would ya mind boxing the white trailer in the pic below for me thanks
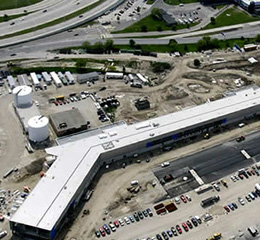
[42,72,52,85]
[7,75,16,89]
[50,72,62,87]
[136,73,148,85]
[105,72,124,80]
[65,71,75,85]
[30,72,40,87]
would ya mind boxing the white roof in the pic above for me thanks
[12,86,32,96]
[10,86,260,231]
[28,116,49,129]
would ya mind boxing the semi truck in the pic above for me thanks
[201,195,220,208]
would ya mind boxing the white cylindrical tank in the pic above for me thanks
[28,116,49,142]
[13,85,32,108]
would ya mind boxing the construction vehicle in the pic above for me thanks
[206,233,222,240]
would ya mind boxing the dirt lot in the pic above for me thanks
[1,49,260,239]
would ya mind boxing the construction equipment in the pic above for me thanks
[206,233,222,240]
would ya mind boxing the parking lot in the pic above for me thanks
[153,130,260,198]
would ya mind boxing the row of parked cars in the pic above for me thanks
[52,91,90,106]
[231,167,260,181]
[224,184,260,213]
[140,215,202,240]
[96,208,153,238]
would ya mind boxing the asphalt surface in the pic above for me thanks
[153,130,260,197]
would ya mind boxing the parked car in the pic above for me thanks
[147,208,153,217]
[238,197,245,205]
[186,194,192,201]
[182,222,189,232]
[95,230,101,238]
[99,227,106,236]
[142,209,148,217]
[228,203,235,211]
[186,220,193,229]
[236,135,245,142]
[134,212,139,221]
[224,205,230,212]
[245,195,251,202]
[161,231,169,240]
[176,225,182,234]
[166,230,173,237]
[170,227,178,236]
[156,234,163,240]
[114,220,120,227]
[191,217,198,227]
[129,215,135,223]
[138,211,144,219]
[195,215,202,224]
[118,218,124,226]
[232,202,238,209]
[180,195,187,203]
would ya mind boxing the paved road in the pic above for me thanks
[153,130,260,198]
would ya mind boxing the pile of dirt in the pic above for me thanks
[160,85,188,101]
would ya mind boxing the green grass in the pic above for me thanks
[114,14,198,33]
[204,6,260,30]
[114,37,256,53]
[0,12,29,23]
[164,0,199,5]
[0,0,106,40]
[0,0,42,10]
[147,0,156,4]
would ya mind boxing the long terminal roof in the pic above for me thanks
[10,86,260,231]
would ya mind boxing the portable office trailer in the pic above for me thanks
[42,72,52,85]
[77,72,99,84]
[136,73,148,85]
[30,72,40,87]
[58,72,68,85]
[105,72,124,80]
[17,75,30,86]
[65,71,75,85]
[50,72,62,88]
[7,75,16,89]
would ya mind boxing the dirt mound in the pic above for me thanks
[160,85,188,101]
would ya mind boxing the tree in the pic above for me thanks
[82,41,91,49]
[75,59,86,69]
[93,41,104,52]
[141,25,147,32]
[151,8,162,20]
[210,17,216,25]
[3,14,9,21]
[194,59,201,67]
[172,25,177,31]
[104,40,114,51]
[184,44,188,51]
[157,26,162,32]
[129,39,136,48]
[255,34,260,42]
[169,39,177,51]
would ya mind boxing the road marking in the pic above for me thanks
[190,169,204,185]
[241,149,251,159]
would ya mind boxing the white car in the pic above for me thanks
[174,197,180,204]
[118,218,124,226]
[0,230,7,239]
[161,161,170,167]
[124,217,130,224]
[238,197,245,205]
[186,194,192,201]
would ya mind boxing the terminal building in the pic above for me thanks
[9,86,260,240]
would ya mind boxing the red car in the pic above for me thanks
[251,169,255,175]
[99,227,106,236]
[224,205,230,213]
[114,221,119,228]
[182,222,189,232]
[180,195,187,203]
[176,225,182,234]
[186,220,193,229]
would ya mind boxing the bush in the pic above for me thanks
[151,62,171,73]
[194,59,201,67]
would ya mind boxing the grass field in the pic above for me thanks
[114,14,198,33]
[0,0,43,10]
[113,37,255,53]
[0,12,29,23]
[164,0,199,5]
[204,6,260,30]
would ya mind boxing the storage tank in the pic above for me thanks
[13,85,32,108]
[28,116,49,142]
